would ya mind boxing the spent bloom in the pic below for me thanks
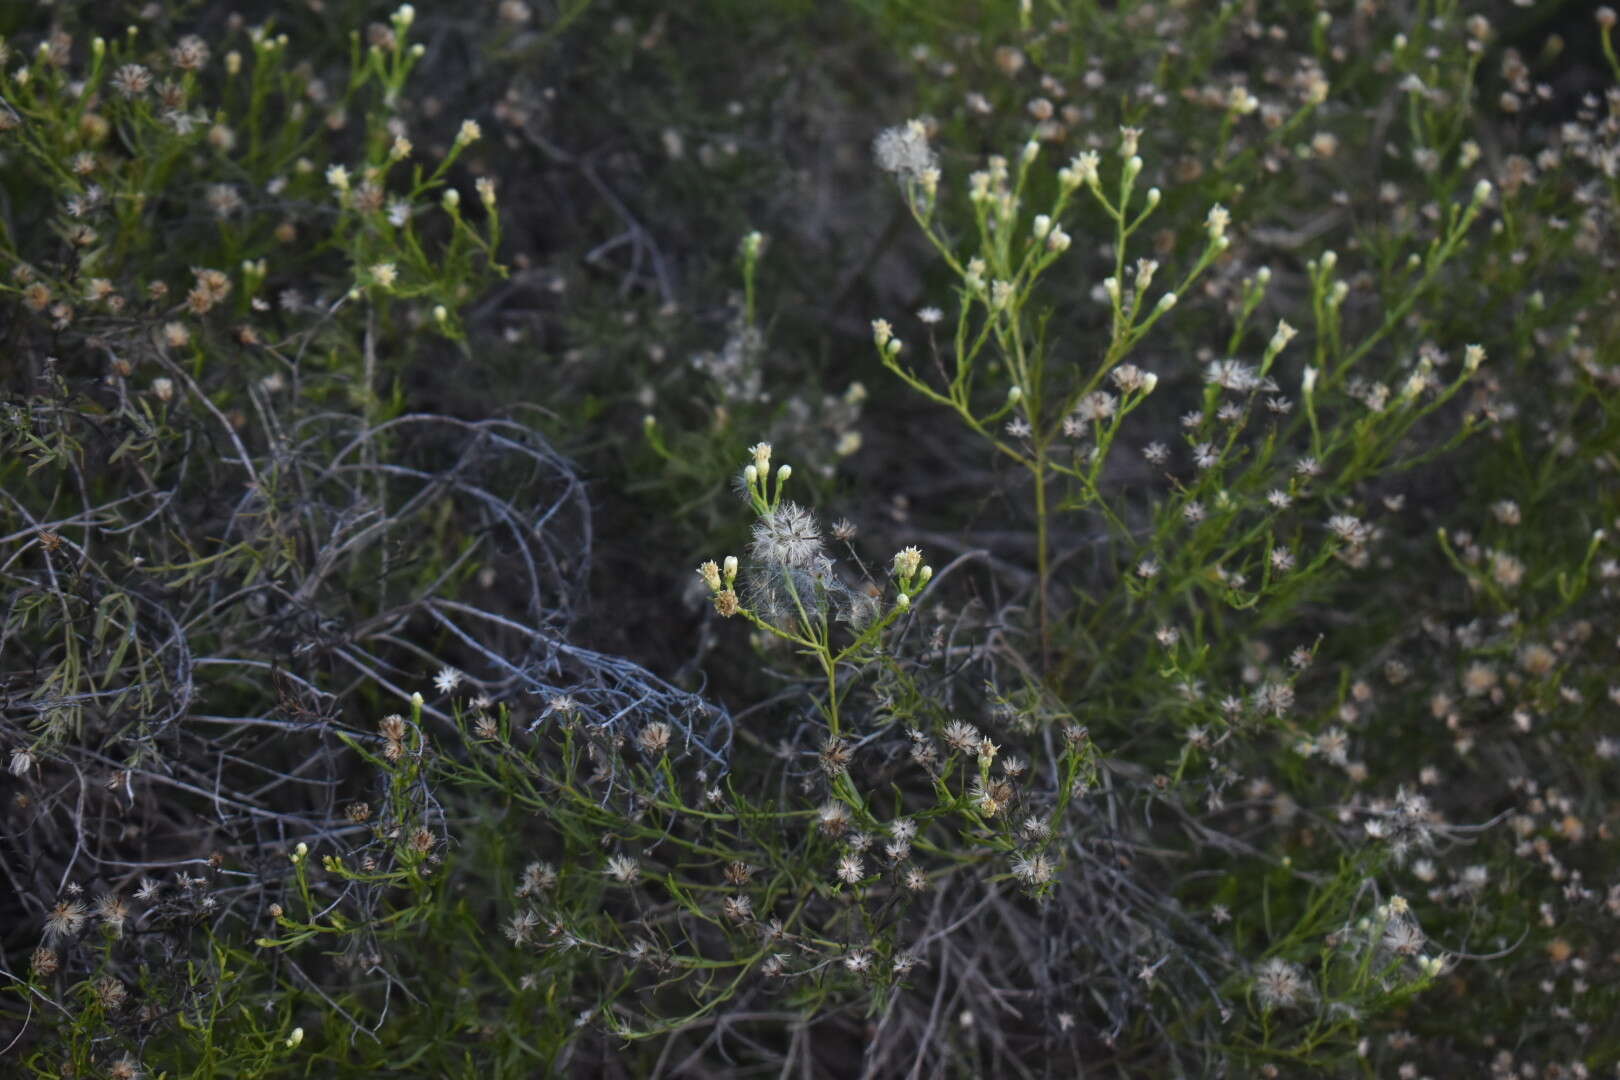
[44,899,89,941]
[750,502,826,571]
[1254,958,1310,1010]
[873,119,937,181]
[1012,852,1054,885]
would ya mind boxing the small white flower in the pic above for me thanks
[433,666,462,694]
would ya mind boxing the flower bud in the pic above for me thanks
[287,1027,305,1049]
[723,555,738,585]
[1153,292,1177,314]
[776,463,791,485]
[1268,320,1297,354]
[1032,214,1052,240]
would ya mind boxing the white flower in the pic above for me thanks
[433,666,462,694]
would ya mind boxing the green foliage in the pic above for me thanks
[4,1,1620,1077]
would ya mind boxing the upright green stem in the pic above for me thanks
[1031,449,1051,668]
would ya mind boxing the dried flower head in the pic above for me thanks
[873,119,937,181]
[44,899,88,942]
[1254,958,1309,1010]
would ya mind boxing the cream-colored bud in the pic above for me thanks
[1145,187,1161,208]
[1471,178,1493,204]
[1032,214,1052,240]
[871,319,892,348]
[1154,292,1177,314]
[723,555,738,584]
[287,1027,304,1049]
[1268,320,1297,353]
[776,463,791,485]
[1302,366,1318,394]
[750,441,772,470]
[433,304,448,322]
[1007,385,1023,404]
[744,464,758,485]
[1124,155,1143,181]
[1141,372,1159,395]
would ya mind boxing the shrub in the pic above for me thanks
[3,1,1619,1077]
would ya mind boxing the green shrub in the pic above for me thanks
[3,2,1619,1077]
